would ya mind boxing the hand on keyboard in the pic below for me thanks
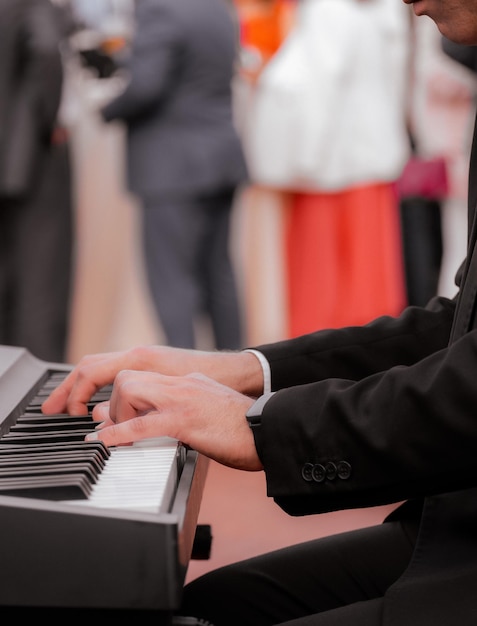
[42,346,263,417]
[86,370,263,472]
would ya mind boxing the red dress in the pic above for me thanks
[286,183,407,337]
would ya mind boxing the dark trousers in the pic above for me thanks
[179,520,418,626]
[400,197,443,307]
[0,140,73,362]
[142,188,243,350]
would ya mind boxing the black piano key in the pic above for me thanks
[0,448,104,461]
[0,475,92,500]
[27,385,112,409]
[17,414,93,423]
[0,368,114,502]
[91,389,113,402]
[44,372,69,383]
[0,451,106,474]
[9,420,96,433]
[0,461,98,482]
[0,440,110,460]
[0,429,97,445]
[26,400,96,412]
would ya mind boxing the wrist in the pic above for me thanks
[212,350,265,396]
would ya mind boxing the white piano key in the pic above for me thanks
[65,438,180,513]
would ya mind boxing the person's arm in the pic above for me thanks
[46,299,476,516]
[256,295,455,390]
[253,324,477,517]
[43,294,459,511]
[101,0,178,123]
[44,295,454,419]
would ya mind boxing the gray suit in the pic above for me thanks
[0,0,74,363]
[102,0,248,349]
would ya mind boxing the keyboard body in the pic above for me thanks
[0,345,208,614]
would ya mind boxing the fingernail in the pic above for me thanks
[86,432,98,441]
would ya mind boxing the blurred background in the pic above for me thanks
[62,0,475,364]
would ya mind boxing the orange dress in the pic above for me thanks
[286,183,407,337]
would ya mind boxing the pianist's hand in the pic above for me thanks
[86,370,263,472]
[42,345,264,417]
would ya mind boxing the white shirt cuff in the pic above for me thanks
[243,349,272,395]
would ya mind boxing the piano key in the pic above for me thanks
[17,414,92,423]
[27,386,112,409]
[1,354,181,511]
[8,419,95,432]
[0,451,106,474]
[0,474,92,499]
[65,441,179,512]
[0,460,98,481]
[0,429,97,445]
[26,400,102,412]
[0,440,110,460]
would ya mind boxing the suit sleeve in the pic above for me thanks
[101,0,179,122]
[248,296,477,516]
[255,295,455,388]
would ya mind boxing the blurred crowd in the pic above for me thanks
[1,0,476,363]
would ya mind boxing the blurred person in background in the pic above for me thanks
[69,0,131,32]
[397,12,476,308]
[68,0,134,78]
[100,0,249,350]
[244,0,411,338]
[233,0,296,345]
[0,0,75,363]
[285,0,411,336]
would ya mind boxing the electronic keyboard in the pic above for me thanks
[0,345,208,619]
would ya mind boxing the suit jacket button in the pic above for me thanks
[337,461,352,480]
[312,463,326,482]
[302,463,314,482]
[325,461,337,480]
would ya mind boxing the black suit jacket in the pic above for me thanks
[251,114,477,624]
